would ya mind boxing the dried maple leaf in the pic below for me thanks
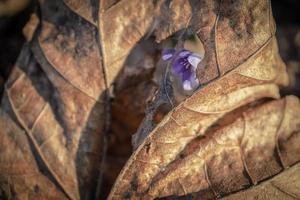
[109,0,300,199]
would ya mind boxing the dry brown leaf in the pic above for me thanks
[0,110,67,200]
[109,94,300,199]
[145,96,300,199]
[221,162,300,200]
[109,0,300,199]
[0,0,181,199]
[1,0,105,199]
[64,0,160,85]
[0,0,299,199]
[1,18,106,199]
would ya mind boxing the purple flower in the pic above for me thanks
[162,48,202,91]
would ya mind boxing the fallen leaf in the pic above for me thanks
[109,0,300,199]
[1,0,105,198]
[0,0,298,199]
[221,162,300,200]
[0,0,182,199]
[109,94,300,199]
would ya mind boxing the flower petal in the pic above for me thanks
[181,68,193,81]
[172,62,183,74]
[183,80,193,91]
[172,57,186,74]
[162,48,176,60]
[164,48,201,91]
[190,77,200,88]
[182,76,199,91]
[178,49,191,58]
[187,53,202,68]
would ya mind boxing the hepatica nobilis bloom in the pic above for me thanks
[162,48,203,91]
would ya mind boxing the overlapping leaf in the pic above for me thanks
[109,0,300,199]
[0,0,299,199]
[1,0,107,197]
[222,162,300,200]
[0,0,160,199]
[0,0,196,198]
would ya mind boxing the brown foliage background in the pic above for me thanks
[0,0,299,200]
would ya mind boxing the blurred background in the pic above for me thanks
[0,0,299,199]
[272,0,300,96]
